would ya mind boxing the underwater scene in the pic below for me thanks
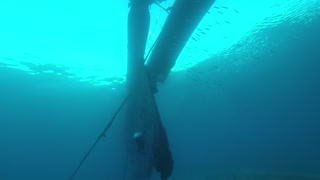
[1,0,320,179]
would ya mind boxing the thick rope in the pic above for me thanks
[69,94,130,180]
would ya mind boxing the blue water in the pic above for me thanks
[1,2,320,180]
[157,18,320,178]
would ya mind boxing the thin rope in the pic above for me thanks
[69,94,130,180]
[145,2,169,62]
[155,2,170,14]
[145,35,160,62]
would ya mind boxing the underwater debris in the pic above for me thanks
[191,37,198,41]
[224,20,231,24]
[234,43,243,47]
[4,57,15,61]
[197,28,203,32]
[252,55,261,60]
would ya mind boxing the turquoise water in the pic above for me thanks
[1,0,319,86]
[1,0,320,179]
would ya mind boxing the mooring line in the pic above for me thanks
[69,94,130,180]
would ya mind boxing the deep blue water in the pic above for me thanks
[1,11,320,180]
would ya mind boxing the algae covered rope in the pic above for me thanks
[69,94,130,180]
